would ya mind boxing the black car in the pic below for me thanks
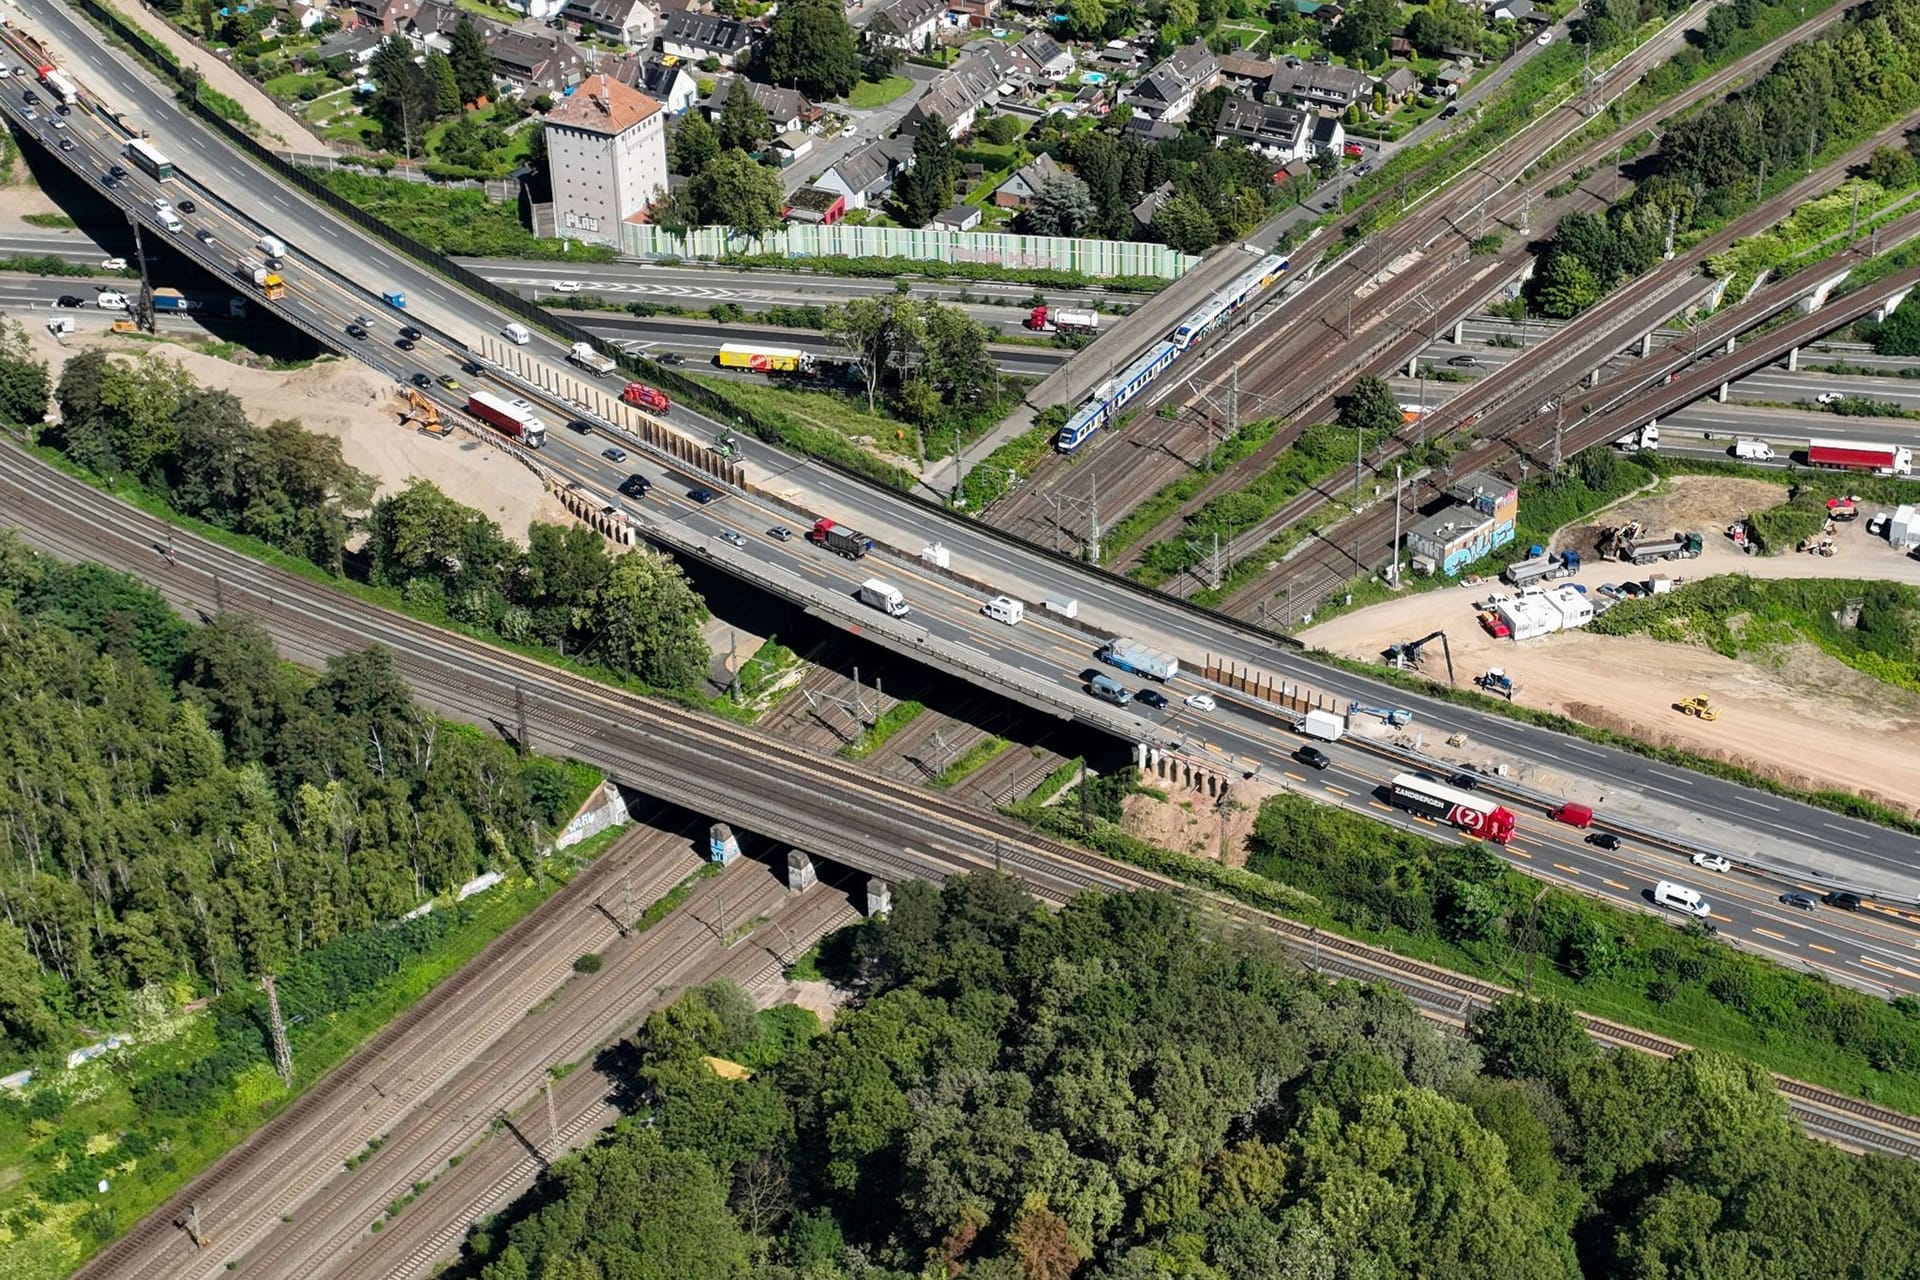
[399,325,422,341]
[345,323,368,340]
[57,295,83,308]
[618,473,651,497]
[55,103,70,116]
[411,372,433,388]
[196,229,215,244]
[688,487,718,505]
[1780,892,1818,911]
[1440,104,1460,119]
[1448,771,1479,790]
[1296,746,1332,770]
[177,198,196,213]
[108,164,127,179]
[1135,689,1170,710]
[57,137,73,152]
[1586,832,1622,851]
[395,337,416,351]
[1823,891,1863,911]
[657,352,687,365]
[22,90,37,104]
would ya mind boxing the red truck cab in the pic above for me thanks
[621,382,670,413]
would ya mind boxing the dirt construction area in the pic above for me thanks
[1301,476,1920,812]
[27,321,560,539]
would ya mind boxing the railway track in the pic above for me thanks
[1193,114,1920,610]
[12,444,1920,1280]
[985,3,1856,557]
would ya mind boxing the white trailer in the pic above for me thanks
[1545,584,1593,630]
[1294,709,1346,742]
[857,578,909,617]
[1890,504,1919,550]
[1494,594,1561,641]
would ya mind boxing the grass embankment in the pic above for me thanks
[957,405,1068,511]
[928,736,1011,788]
[847,76,914,109]
[311,171,619,262]
[1589,576,1920,693]
[1131,422,1385,588]
[1099,417,1281,561]
[0,820,624,1280]
[1242,793,1920,1112]
[685,375,919,491]
[840,700,926,760]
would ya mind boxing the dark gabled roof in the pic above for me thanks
[825,135,915,194]
[659,8,759,54]
[1271,58,1372,102]
[1014,31,1069,67]
[875,0,944,30]
[1214,95,1305,144]
[1310,113,1343,143]
[318,26,383,57]
[709,76,812,123]
[1132,41,1217,106]
[559,0,644,29]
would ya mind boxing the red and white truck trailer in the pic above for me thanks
[466,391,550,448]
[1806,439,1912,476]
[1025,305,1100,335]
[1386,772,1517,844]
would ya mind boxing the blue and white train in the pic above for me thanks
[1056,251,1290,453]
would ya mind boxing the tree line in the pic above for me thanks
[37,349,713,693]
[459,876,1920,1279]
[0,538,589,1060]
[1529,0,1920,319]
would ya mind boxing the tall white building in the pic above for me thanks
[542,73,666,249]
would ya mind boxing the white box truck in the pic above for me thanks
[1294,709,1346,742]
[857,578,909,617]
[1734,439,1775,461]
[1890,504,1919,550]
[502,322,532,345]
[983,595,1025,625]
[256,234,287,260]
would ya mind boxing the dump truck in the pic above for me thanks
[621,382,670,412]
[1025,305,1099,334]
[808,518,872,560]
[1618,531,1703,565]
[1100,638,1179,682]
[1502,550,1579,588]
[567,342,618,377]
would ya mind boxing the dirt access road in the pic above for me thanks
[1301,476,1920,813]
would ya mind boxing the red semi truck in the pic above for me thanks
[1386,772,1517,844]
[1025,305,1099,334]
[1806,439,1912,476]
[466,391,550,448]
[808,518,872,559]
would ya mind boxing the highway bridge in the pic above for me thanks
[4,0,1917,907]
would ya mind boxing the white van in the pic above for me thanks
[1734,439,1775,461]
[983,595,1025,626]
[1653,880,1711,918]
[502,322,532,345]
[157,210,183,234]
[96,290,129,311]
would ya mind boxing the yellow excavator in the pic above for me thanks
[403,388,451,437]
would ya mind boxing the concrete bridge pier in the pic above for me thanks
[1874,286,1913,323]
[786,850,817,892]
[1451,319,1465,344]
[865,878,892,917]
[1142,747,1233,800]
[1717,381,1732,403]
[709,822,741,865]
[1639,332,1654,357]
[1797,269,1853,314]
[1785,346,1799,372]
[1407,354,1420,377]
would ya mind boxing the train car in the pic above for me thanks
[1056,340,1179,452]
[1171,297,1231,351]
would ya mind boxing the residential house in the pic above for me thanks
[813,135,915,209]
[1127,42,1219,123]
[542,72,668,248]
[771,130,813,166]
[784,186,846,224]
[560,0,658,44]
[343,0,421,33]
[1122,113,1183,143]
[903,44,1015,139]
[869,0,943,50]
[404,0,469,51]
[657,8,759,66]
[945,0,998,30]
[993,151,1066,208]
[1217,54,1276,97]
[1433,64,1472,97]
[1013,31,1073,80]
[932,204,982,230]
[1310,113,1346,156]
[1213,95,1308,162]
[1376,65,1416,104]
[604,53,699,113]
[1073,83,1110,115]
[1131,179,1175,235]
[1269,57,1371,112]
[707,77,816,134]
[316,26,382,67]
[1491,0,1538,21]
[488,30,588,95]
[1091,41,1145,74]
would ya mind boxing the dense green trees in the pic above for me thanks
[50,351,371,571]
[759,0,862,101]
[464,879,1920,1279]
[0,540,586,1058]
[1031,126,1278,250]
[822,296,997,429]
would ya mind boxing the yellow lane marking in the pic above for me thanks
[1283,771,1306,782]
[1809,943,1836,954]
[1552,863,1580,876]
[1603,879,1630,890]
[1861,956,1920,980]
[1508,847,1531,859]
[1369,801,1394,812]
[1323,784,1351,797]
[1753,928,1790,943]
